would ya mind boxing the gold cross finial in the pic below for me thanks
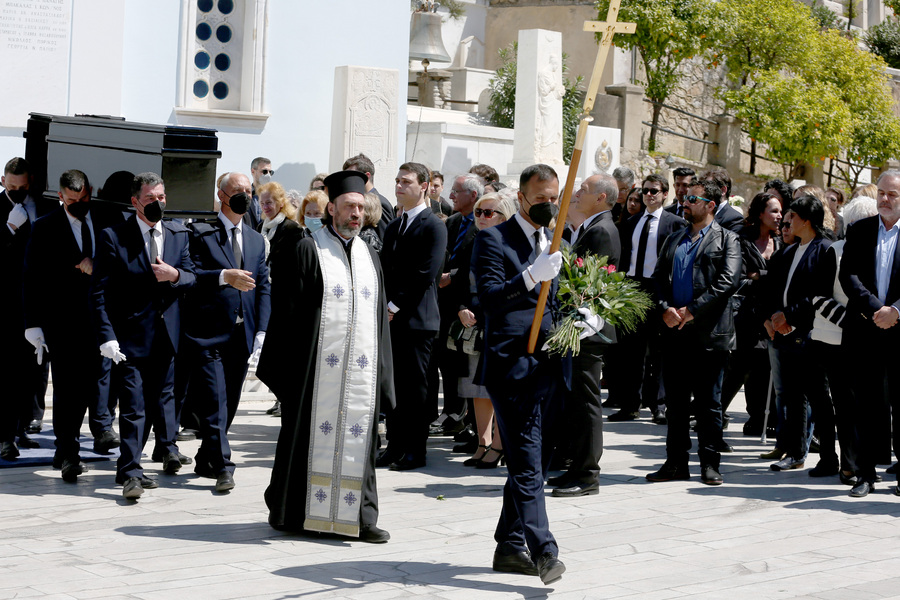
[581,0,636,114]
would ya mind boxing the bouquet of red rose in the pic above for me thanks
[545,245,653,356]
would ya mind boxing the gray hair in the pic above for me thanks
[612,166,635,187]
[878,170,900,185]
[475,192,517,221]
[843,196,878,228]
[457,172,484,198]
[286,189,303,209]
[591,174,619,206]
[132,172,164,198]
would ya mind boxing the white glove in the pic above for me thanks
[248,331,265,366]
[7,203,28,229]
[527,247,563,283]
[24,327,48,364]
[574,307,605,340]
[100,340,127,364]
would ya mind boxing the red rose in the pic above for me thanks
[575,257,584,268]
[607,264,616,273]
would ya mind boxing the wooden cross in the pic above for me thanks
[527,0,636,353]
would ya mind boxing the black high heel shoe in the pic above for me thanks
[464,445,489,467]
[476,446,505,469]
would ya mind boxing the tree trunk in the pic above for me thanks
[750,138,757,175]
[649,100,663,153]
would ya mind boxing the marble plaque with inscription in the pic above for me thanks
[0,0,71,127]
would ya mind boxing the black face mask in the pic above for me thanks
[7,188,28,204]
[142,200,165,223]
[225,192,250,215]
[526,199,559,228]
[67,201,90,221]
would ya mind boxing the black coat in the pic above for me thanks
[620,208,687,277]
[572,210,621,343]
[441,212,478,317]
[654,220,742,351]
[715,202,744,233]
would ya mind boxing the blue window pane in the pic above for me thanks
[218,0,234,15]
[213,82,229,100]
[214,53,231,71]
[194,51,211,70]
[197,0,213,12]
[216,25,232,43]
[193,80,209,99]
[196,22,212,41]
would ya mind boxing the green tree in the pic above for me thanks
[596,0,714,152]
[486,42,584,164]
[865,18,900,69]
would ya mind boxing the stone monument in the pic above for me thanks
[507,29,567,178]
[330,66,399,195]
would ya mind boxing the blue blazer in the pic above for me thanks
[183,218,271,351]
[471,218,568,393]
[91,215,196,358]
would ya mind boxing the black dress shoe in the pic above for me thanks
[266,400,280,415]
[742,421,763,436]
[452,439,479,454]
[162,452,183,474]
[26,419,42,434]
[809,462,839,477]
[16,433,40,449]
[194,462,217,478]
[700,465,723,485]
[839,471,859,486]
[0,441,20,460]
[215,471,235,493]
[93,429,121,454]
[375,447,400,468]
[152,450,192,465]
[551,482,599,497]
[601,398,620,409]
[547,473,573,487]
[61,458,84,483]
[536,552,566,585]
[358,524,391,543]
[608,410,639,422]
[849,480,873,497]
[715,441,734,453]
[646,463,690,482]
[887,463,898,475]
[122,477,144,499]
[651,409,667,425]
[390,454,426,471]
[492,549,538,576]
[453,426,477,444]
[176,428,199,442]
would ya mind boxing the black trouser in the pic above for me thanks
[556,341,605,484]
[386,327,435,458]
[849,339,900,484]
[47,341,105,460]
[0,335,45,443]
[721,344,774,428]
[609,278,662,413]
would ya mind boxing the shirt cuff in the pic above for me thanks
[523,267,537,292]
[218,270,226,286]
[388,301,400,313]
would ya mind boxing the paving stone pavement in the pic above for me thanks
[2,390,900,600]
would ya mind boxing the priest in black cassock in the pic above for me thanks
[257,170,395,543]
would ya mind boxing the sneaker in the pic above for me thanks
[771,456,804,471]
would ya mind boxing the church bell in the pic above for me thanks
[409,10,451,64]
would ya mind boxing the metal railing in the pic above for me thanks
[641,98,718,147]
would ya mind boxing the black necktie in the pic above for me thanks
[81,219,92,259]
[148,229,158,264]
[232,226,242,269]
[529,230,543,264]
[634,215,652,278]
[399,213,409,235]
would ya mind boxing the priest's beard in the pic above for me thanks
[334,219,361,239]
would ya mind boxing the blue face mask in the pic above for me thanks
[306,216,323,232]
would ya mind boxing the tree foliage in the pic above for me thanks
[865,18,900,69]
[595,0,714,151]
[486,42,584,164]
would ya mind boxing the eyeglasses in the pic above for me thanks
[474,208,500,218]
[684,195,710,204]
[642,188,662,196]
[779,222,791,229]
[261,169,275,175]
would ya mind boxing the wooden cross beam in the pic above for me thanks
[527,0,636,353]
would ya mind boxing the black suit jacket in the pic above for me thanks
[715,202,744,232]
[381,206,447,332]
[664,202,683,218]
[620,208,687,277]
[183,218,271,352]
[24,204,123,350]
[839,215,900,344]
[91,216,196,358]
[654,221,742,351]
[441,212,478,315]
[431,197,452,218]
[471,218,569,393]
[572,211,621,343]
[763,236,832,343]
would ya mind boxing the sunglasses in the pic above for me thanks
[261,169,275,175]
[684,195,710,204]
[642,188,662,196]
[780,222,791,229]
[474,208,500,218]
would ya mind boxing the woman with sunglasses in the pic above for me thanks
[720,192,783,437]
[458,191,517,468]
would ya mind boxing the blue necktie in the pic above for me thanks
[450,215,472,263]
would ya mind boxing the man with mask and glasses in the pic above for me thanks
[92,172,196,499]
[176,172,269,493]
[247,156,273,230]
[471,164,571,585]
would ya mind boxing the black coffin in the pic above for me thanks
[25,113,222,218]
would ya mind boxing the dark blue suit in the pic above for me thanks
[92,215,195,482]
[182,217,270,455]
[471,216,567,561]
[24,204,123,461]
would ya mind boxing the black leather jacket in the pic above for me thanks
[653,220,742,351]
